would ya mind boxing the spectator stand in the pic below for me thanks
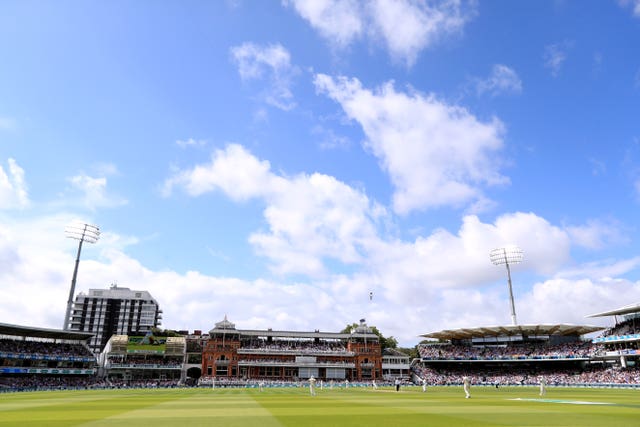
[414,323,611,387]
[100,334,186,384]
[0,322,97,391]
[588,302,640,368]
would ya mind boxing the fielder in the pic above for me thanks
[463,376,471,399]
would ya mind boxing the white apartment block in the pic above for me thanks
[68,284,162,354]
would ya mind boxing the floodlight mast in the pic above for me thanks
[489,246,523,326]
[63,221,100,330]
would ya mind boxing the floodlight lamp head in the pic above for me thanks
[489,245,523,266]
[65,221,100,244]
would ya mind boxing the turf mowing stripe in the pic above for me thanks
[510,398,616,405]
[78,389,284,427]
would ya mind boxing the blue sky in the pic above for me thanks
[1,0,640,346]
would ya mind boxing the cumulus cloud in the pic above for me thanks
[556,257,640,281]
[163,144,574,293]
[285,0,477,67]
[475,64,522,96]
[314,74,507,213]
[0,158,29,209]
[164,143,385,276]
[283,0,364,48]
[368,213,571,312]
[230,42,299,110]
[566,219,628,250]
[523,276,640,327]
[67,172,127,211]
[162,144,275,200]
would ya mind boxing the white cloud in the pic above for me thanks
[369,213,571,310]
[314,74,507,213]
[230,42,299,110]
[285,0,477,67]
[249,172,385,276]
[67,173,127,211]
[162,144,275,200]
[556,257,640,281]
[163,145,572,290]
[0,158,29,209]
[368,0,475,66]
[283,0,364,48]
[164,143,385,276]
[544,41,572,77]
[566,219,627,250]
[475,64,522,96]
[523,277,640,327]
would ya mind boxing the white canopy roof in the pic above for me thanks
[421,323,604,341]
[586,302,640,318]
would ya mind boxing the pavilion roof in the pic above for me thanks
[421,323,604,341]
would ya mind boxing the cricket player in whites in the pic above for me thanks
[539,377,547,396]
[463,376,471,399]
[309,376,317,396]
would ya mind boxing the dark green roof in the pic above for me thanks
[0,322,93,341]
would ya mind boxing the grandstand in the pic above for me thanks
[588,302,640,368]
[100,332,185,385]
[201,316,381,384]
[413,322,640,387]
[0,322,97,391]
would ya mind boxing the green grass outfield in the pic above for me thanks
[0,386,638,427]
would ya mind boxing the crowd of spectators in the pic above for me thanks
[106,379,181,388]
[418,341,594,361]
[0,339,94,359]
[0,375,107,392]
[238,340,350,355]
[0,375,185,392]
[197,376,388,388]
[413,364,640,386]
[599,318,640,337]
[235,357,353,366]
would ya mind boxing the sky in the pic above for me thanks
[1,0,640,347]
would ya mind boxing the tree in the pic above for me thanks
[397,346,419,359]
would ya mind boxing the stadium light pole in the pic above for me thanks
[63,221,100,330]
[489,245,523,326]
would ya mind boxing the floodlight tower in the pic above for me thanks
[63,221,100,330]
[489,245,523,326]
